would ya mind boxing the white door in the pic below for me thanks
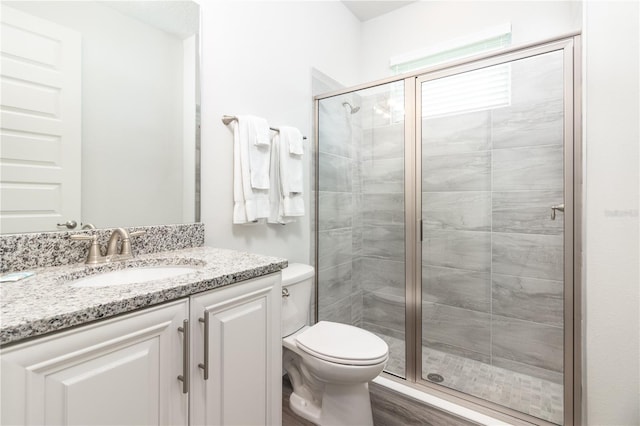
[190,274,282,426]
[0,300,189,425]
[0,6,81,233]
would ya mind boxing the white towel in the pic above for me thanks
[268,134,294,224]
[287,127,304,155]
[278,126,304,217]
[232,121,270,224]
[238,115,271,190]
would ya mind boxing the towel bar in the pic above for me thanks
[222,115,307,140]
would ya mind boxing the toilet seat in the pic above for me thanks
[295,321,388,366]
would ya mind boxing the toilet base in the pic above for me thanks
[289,382,374,426]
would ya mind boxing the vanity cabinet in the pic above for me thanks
[189,273,282,426]
[0,273,282,426]
[0,300,189,425]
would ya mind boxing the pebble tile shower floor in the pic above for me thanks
[381,334,564,425]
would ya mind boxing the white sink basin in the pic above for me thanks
[70,265,200,288]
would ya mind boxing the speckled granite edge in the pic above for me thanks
[1,247,287,346]
[0,223,204,273]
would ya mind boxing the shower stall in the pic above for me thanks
[314,35,580,425]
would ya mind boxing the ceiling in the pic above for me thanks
[342,1,416,22]
[101,1,200,39]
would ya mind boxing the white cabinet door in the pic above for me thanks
[1,300,189,426]
[190,273,282,426]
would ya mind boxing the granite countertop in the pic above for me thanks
[0,247,287,346]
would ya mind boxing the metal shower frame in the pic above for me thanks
[313,33,582,426]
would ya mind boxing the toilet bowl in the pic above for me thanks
[282,264,388,426]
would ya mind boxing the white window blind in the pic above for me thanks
[421,63,511,118]
[388,24,512,120]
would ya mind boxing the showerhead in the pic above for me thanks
[342,101,360,114]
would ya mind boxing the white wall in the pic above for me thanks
[583,1,640,424]
[360,1,582,81]
[198,2,640,423]
[198,1,361,262]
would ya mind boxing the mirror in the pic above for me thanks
[0,1,200,234]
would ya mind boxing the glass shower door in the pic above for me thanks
[419,50,568,424]
[316,81,407,378]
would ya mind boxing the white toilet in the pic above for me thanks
[282,263,389,426]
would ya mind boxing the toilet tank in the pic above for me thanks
[281,263,315,337]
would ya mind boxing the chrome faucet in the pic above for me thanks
[106,228,145,261]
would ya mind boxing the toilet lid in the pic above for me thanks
[295,321,389,366]
[282,263,315,286]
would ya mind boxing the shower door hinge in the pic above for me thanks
[419,219,423,242]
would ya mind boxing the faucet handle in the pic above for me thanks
[120,230,145,258]
[70,234,104,264]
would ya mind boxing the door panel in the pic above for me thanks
[418,50,567,424]
[0,6,81,233]
[44,340,160,425]
[316,82,407,378]
[0,301,188,426]
[190,274,281,426]
[314,38,577,426]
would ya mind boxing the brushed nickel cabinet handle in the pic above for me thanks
[198,314,209,380]
[177,319,190,394]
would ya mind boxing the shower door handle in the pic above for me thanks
[551,204,565,220]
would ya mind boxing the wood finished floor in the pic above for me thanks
[282,376,315,426]
[282,375,476,426]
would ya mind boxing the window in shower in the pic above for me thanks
[316,82,407,378]
[421,63,511,118]
[390,24,512,74]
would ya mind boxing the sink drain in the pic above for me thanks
[426,373,444,383]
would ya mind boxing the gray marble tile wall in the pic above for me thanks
[357,94,407,377]
[422,301,492,364]
[421,50,566,383]
[311,69,347,317]
[317,87,407,354]
[317,94,361,326]
[316,51,565,388]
